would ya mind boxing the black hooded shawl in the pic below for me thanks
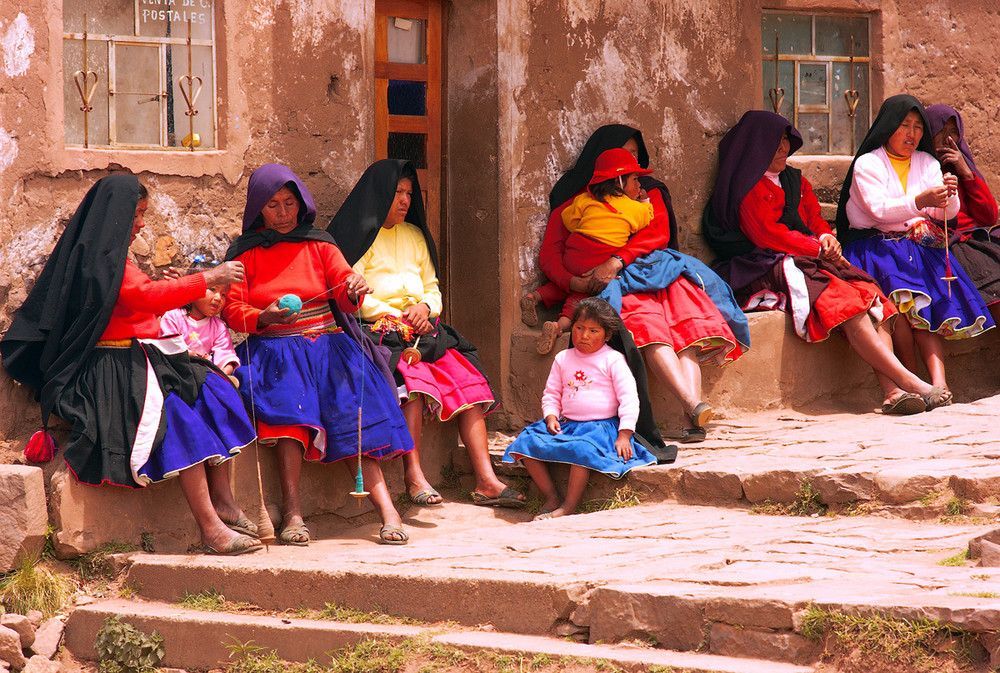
[1,175,138,424]
[225,163,396,386]
[327,160,496,410]
[702,111,816,289]
[835,95,936,245]
[548,124,679,251]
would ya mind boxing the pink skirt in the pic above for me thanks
[397,349,495,421]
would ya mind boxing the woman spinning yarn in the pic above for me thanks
[330,160,525,509]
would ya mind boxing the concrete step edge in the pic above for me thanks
[65,599,813,673]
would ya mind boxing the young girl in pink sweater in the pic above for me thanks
[503,297,656,520]
[159,264,240,382]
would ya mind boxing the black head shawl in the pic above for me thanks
[548,124,678,250]
[327,159,438,271]
[224,163,335,261]
[1,175,139,423]
[702,111,806,260]
[835,95,935,243]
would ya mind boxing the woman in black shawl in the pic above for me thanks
[703,110,943,414]
[330,160,525,508]
[1,175,261,555]
[836,95,992,402]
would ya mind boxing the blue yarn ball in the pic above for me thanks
[278,293,302,314]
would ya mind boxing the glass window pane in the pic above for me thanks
[798,113,829,154]
[815,16,868,57]
[116,44,160,94]
[387,80,426,116]
[761,59,794,118]
[388,132,426,168]
[387,17,425,64]
[139,2,214,40]
[762,14,811,56]
[831,62,869,155]
[63,38,110,146]
[169,44,215,148]
[798,63,827,107]
[116,93,161,145]
[64,0,134,35]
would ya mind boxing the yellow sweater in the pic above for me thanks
[353,222,443,322]
[562,192,654,247]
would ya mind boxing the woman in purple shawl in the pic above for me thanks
[926,104,1000,322]
[703,111,943,414]
[223,163,414,546]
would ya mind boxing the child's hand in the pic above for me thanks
[636,188,649,203]
[615,430,633,461]
[545,415,561,435]
[228,375,240,388]
[162,266,182,280]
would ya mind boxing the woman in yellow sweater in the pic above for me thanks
[329,160,526,509]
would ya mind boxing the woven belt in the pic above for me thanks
[94,339,132,348]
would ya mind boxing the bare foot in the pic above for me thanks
[534,506,572,521]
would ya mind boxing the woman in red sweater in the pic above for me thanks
[2,175,261,555]
[223,164,413,546]
[703,111,945,414]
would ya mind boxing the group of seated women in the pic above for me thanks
[527,96,996,441]
[2,94,995,553]
[1,160,527,555]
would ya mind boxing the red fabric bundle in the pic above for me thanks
[24,430,57,462]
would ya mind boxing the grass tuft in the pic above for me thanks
[937,549,971,566]
[577,485,643,513]
[0,554,75,617]
[70,541,136,583]
[751,479,826,517]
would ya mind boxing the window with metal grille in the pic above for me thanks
[63,0,217,150]
[761,11,870,155]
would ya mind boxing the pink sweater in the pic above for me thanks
[541,344,639,431]
[159,309,240,370]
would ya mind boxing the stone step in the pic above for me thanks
[114,501,1000,666]
[64,599,814,673]
[478,396,1000,518]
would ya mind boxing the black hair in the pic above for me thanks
[572,297,621,336]
[399,164,418,183]
[589,175,628,203]
[137,182,149,200]
[183,258,221,313]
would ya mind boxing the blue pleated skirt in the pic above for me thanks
[140,372,257,482]
[844,236,993,337]
[502,417,655,479]
[235,331,413,462]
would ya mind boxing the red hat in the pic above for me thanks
[588,148,653,186]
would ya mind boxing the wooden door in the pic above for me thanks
[374,0,444,274]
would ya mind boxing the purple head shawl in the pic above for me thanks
[926,104,983,182]
[702,111,803,258]
[241,163,317,232]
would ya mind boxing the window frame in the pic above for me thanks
[62,2,219,151]
[762,10,872,155]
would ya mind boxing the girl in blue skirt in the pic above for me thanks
[503,298,655,520]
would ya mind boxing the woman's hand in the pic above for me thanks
[818,234,842,262]
[204,261,245,286]
[344,273,371,304]
[257,299,298,328]
[942,172,959,197]
[402,303,434,335]
[937,137,974,180]
[162,266,182,280]
[614,430,633,461]
[585,257,624,294]
[915,183,953,210]
[545,415,561,435]
[569,274,593,294]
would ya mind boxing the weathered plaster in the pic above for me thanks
[2,13,34,78]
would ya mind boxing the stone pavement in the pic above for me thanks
[63,395,1000,671]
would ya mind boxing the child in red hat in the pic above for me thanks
[534,148,655,354]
